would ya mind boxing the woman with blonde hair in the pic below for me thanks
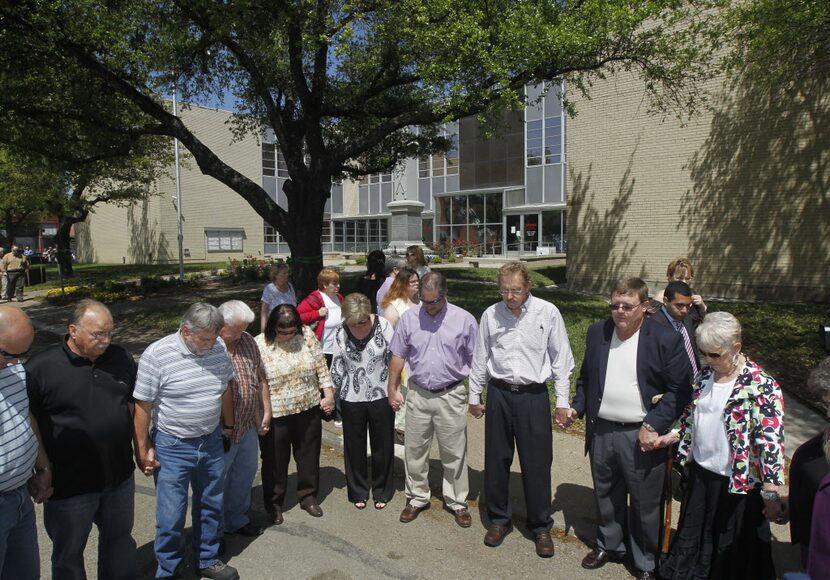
[330,293,395,510]
[405,245,430,279]
[651,258,706,318]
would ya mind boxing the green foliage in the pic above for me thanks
[355,255,366,266]
[228,257,275,283]
[431,256,443,264]
[0,0,724,292]
[724,0,830,89]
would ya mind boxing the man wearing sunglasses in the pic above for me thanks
[26,299,138,580]
[387,272,478,529]
[0,306,49,580]
[563,277,692,580]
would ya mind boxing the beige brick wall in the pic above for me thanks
[567,70,830,301]
[79,105,265,264]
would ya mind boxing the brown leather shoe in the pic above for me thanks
[399,502,428,523]
[452,507,472,528]
[535,531,555,558]
[581,548,614,569]
[300,499,324,517]
[635,572,656,580]
[483,523,512,547]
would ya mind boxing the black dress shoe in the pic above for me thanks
[581,548,615,570]
[267,507,283,525]
[226,522,264,537]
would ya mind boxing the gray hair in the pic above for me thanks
[420,272,448,297]
[218,300,255,326]
[68,299,112,327]
[180,302,225,333]
[341,293,371,326]
[384,255,405,276]
[695,311,742,352]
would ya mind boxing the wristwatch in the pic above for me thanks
[760,490,780,502]
[642,422,657,433]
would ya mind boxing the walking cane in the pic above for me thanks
[662,449,673,554]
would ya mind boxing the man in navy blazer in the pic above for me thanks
[649,280,702,376]
[560,277,692,580]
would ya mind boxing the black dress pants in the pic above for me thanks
[484,382,553,535]
[259,406,322,513]
[340,398,395,503]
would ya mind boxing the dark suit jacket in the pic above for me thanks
[571,317,693,454]
[649,306,701,368]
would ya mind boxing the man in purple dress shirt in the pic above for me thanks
[388,272,478,528]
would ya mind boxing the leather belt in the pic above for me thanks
[419,380,461,394]
[598,418,642,428]
[490,378,546,394]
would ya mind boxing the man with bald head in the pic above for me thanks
[26,298,138,580]
[0,306,50,580]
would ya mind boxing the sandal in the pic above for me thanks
[374,501,387,510]
[354,501,367,510]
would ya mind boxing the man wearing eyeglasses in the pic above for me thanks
[468,261,574,557]
[387,272,478,528]
[0,306,50,580]
[25,299,138,580]
[562,277,692,580]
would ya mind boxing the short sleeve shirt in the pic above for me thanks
[134,332,235,438]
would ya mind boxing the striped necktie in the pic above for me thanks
[673,320,700,376]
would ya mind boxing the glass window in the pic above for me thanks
[263,224,279,244]
[321,219,331,244]
[262,143,275,177]
[544,117,562,165]
[505,188,524,208]
[334,221,344,243]
[431,154,445,177]
[276,148,289,178]
[419,157,429,179]
[422,218,433,243]
[485,193,502,223]
[526,119,543,166]
[206,229,243,252]
[436,196,452,225]
[467,194,484,225]
[356,220,367,242]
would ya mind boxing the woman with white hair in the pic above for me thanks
[655,311,785,580]
[329,293,395,510]
[217,300,272,537]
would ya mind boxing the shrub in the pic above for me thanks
[355,255,366,265]
[447,254,457,263]
[432,256,443,264]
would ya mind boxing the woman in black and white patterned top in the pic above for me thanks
[330,293,395,510]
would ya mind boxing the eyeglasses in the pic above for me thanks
[0,348,29,359]
[701,351,725,359]
[276,328,297,336]
[408,280,420,286]
[499,289,525,297]
[672,276,693,283]
[608,302,644,312]
[78,327,113,340]
[420,295,445,306]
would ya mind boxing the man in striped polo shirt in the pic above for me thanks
[133,303,238,580]
[0,306,50,580]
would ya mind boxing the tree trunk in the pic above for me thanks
[281,178,327,299]
[55,216,75,277]
[3,211,15,247]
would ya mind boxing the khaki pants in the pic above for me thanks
[403,379,469,511]
[0,274,6,299]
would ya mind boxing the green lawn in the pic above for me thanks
[53,262,826,414]
[28,261,229,291]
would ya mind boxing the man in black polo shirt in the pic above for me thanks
[26,299,137,580]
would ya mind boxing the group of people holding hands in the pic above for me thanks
[0,252,825,580]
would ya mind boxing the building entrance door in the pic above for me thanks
[504,213,540,255]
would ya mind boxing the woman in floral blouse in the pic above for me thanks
[330,293,395,510]
[655,311,785,580]
[256,304,335,524]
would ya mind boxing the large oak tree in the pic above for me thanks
[0,0,722,294]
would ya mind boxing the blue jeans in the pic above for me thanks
[222,427,259,532]
[0,484,39,580]
[43,476,136,580]
[153,429,225,578]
